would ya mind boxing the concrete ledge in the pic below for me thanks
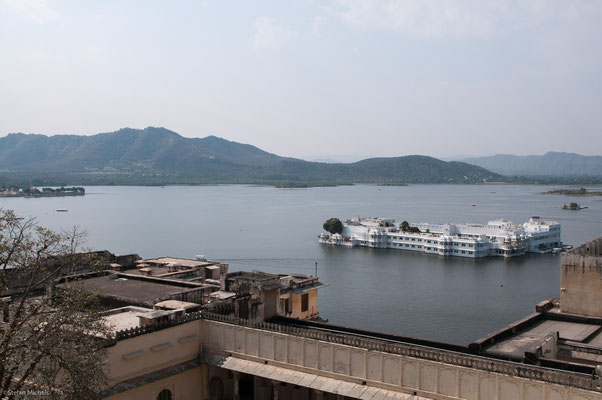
[469,312,543,353]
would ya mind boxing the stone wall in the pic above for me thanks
[202,317,602,399]
[560,236,602,317]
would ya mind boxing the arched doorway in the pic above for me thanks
[156,388,172,400]
[208,377,224,400]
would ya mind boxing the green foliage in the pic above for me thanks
[399,221,420,233]
[323,218,343,235]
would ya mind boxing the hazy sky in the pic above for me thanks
[1,1,601,160]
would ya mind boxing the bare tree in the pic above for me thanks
[0,209,110,400]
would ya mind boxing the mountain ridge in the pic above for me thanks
[458,152,602,177]
[0,127,502,186]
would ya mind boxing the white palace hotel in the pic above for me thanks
[319,216,562,258]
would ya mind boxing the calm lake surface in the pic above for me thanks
[2,184,601,344]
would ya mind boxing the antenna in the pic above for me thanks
[315,262,318,278]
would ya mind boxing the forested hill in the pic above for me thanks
[0,127,501,186]
[459,152,602,177]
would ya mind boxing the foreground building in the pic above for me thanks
[319,216,562,258]
[98,239,600,399]
[4,241,602,399]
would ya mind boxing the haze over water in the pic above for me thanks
[2,184,601,344]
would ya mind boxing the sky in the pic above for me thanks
[1,0,601,161]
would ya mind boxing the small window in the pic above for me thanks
[157,389,172,400]
[301,293,309,312]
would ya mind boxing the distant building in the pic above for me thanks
[56,255,327,323]
[320,216,562,258]
[221,270,327,322]
[278,273,327,319]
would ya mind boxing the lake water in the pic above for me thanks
[2,184,601,344]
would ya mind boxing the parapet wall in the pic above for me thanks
[560,236,602,317]
[202,315,601,399]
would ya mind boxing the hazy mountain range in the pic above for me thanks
[0,127,500,187]
[458,153,602,177]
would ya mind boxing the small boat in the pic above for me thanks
[56,209,68,212]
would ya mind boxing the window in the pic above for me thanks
[281,298,291,314]
[301,293,309,312]
[157,389,172,400]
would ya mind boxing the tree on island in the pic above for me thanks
[399,220,420,233]
[323,218,343,234]
[0,209,109,399]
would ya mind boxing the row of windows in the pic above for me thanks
[533,234,558,241]
[391,238,479,248]
[390,243,477,255]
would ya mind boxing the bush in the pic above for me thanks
[323,218,343,234]
[400,220,420,233]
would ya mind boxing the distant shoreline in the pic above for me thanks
[0,192,85,198]
[541,188,602,197]
[0,186,86,198]
[1,176,602,189]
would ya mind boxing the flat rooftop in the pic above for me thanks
[103,306,153,332]
[474,302,602,370]
[62,275,195,306]
[209,291,236,300]
[227,270,278,281]
[143,257,216,269]
[483,319,600,360]
[154,300,200,311]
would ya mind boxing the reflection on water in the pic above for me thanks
[1,184,600,344]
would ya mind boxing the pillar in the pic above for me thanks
[314,389,323,400]
[272,380,279,400]
[201,364,209,400]
[233,371,240,400]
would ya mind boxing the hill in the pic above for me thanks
[0,127,501,187]
[459,152,602,177]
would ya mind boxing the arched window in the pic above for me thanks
[156,389,172,400]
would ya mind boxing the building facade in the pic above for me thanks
[319,217,562,258]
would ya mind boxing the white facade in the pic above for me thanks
[319,216,561,258]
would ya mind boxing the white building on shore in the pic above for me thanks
[318,216,561,258]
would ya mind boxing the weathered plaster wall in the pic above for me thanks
[282,289,319,319]
[104,367,202,400]
[561,237,602,317]
[105,320,202,384]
